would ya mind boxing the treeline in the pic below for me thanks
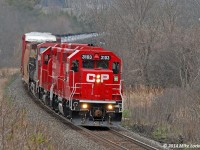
[70,0,200,143]
[71,0,200,88]
[0,0,83,68]
[5,0,40,9]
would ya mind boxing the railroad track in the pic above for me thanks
[87,128,161,150]
[24,83,162,150]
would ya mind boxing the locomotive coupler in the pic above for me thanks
[94,109,103,118]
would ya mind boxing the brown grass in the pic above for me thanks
[123,86,200,144]
[125,85,163,108]
[0,68,66,150]
[0,68,19,78]
[0,68,18,100]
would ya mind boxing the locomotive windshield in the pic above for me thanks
[82,60,94,68]
[82,60,109,69]
[96,60,108,69]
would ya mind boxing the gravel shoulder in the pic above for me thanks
[8,75,106,150]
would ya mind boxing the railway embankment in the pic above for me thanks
[3,70,166,150]
[1,69,106,150]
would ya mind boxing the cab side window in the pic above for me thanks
[71,60,79,72]
[44,54,49,65]
[112,62,120,74]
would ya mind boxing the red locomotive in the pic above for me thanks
[21,32,123,126]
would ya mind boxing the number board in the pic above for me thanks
[82,54,93,60]
[100,55,110,60]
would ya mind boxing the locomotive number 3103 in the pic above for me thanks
[100,55,110,60]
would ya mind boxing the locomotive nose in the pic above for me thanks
[81,70,113,100]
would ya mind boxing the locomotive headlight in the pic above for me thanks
[82,104,88,109]
[96,74,101,79]
[96,79,101,83]
[96,74,101,83]
[107,104,113,110]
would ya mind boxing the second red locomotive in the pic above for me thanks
[21,32,123,126]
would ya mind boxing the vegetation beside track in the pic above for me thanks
[122,86,200,144]
[0,68,65,150]
[0,0,87,68]
[72,0,200,145]
[1,0,200,146]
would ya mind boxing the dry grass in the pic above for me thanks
[0,68,19,79]
[0,68,18,100]
[0,100,57,150]
[0,68,66,150]
[123,86,200,144]
[125,85,162,108]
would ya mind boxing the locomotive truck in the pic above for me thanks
[21,32,123,126]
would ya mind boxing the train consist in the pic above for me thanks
[21,32,123,126]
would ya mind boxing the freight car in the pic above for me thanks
[21,32,123,126]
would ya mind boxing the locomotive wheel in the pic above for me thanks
[53,103,59,113]
[42,94,50,106]
[52,97,59,113]
[45,96,50,106]
[63,106,71,118]
[38,87,43,100]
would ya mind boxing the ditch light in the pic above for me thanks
[81,104,88,109]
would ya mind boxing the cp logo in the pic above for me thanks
[86,74,109,83]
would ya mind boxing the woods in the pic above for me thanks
[0,0,84,68]
[0,0,200,144]
[69,0,200,143]
[72,0,200,88]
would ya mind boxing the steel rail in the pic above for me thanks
[109,129,160,150]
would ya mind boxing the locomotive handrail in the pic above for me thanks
[42,68,75,109]
[69,70,75,109]
[105,81,124,112]
[120,80,124,111]
[105,84,120,86]
[105,83,121,93]
[41,69,49,84]
[73,82,94,94]
[69,82,95,110]
[42,69,65,78]
[71,82,94,110]
[28,63,35,67]
[105,82,123,97]
[43,69,75,107]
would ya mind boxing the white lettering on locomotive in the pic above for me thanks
[101,74,109,82]
[86,74,109,83]
[86,74,95,82]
